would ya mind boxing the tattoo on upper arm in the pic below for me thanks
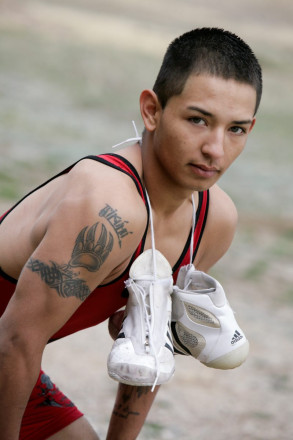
[113,386,151,419]
[99,204,133,248]
[26,221,114,301]
[27,258,91,301]
[70,222,113,271]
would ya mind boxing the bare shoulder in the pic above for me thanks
[48,158,148,260]
[195,184,238,272]
[208,184,238,227]
[65,157,147,225]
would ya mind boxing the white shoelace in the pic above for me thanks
[112,121,142,149]
[117,122,197,390]
[145,190,161,390]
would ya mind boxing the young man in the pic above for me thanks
[0,28,262,439]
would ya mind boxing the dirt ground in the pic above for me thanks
[1,0,293,439]
[42,228,293,440]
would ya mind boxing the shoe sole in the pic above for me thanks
[108,365,175,386]
[172,318,249,369]
[202,340,250,369]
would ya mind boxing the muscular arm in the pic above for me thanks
[0,168,146,438]
[0,219,114,438]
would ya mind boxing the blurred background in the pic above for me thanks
[0,1,292,439]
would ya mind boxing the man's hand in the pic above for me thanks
[108,310,125,340]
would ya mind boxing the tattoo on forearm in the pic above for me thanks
[99,204,132,248]
[26,221,113,301]
[113,386,151,419]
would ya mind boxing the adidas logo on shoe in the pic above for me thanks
[172,265,249,370]
[231,330,243,345]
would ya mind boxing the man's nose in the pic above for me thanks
[201,128,225,159]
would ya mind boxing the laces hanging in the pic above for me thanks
[135,191,196,390]
[117,123,197,390]
[189,194,197,266]
[145,190,158,280]
[144,189,161,390]
[112,121,142,149]
[113,121,196,267]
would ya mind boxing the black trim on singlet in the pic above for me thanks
[88,154,150,259]
[192,189,209,261]
[0,159,85,226]
[172,191,207,273]
[88,154,145,200]
[0,153,148,226]
[0,266,17,284]
[87,154,150,287]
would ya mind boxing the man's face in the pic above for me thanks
[151,74,256,192]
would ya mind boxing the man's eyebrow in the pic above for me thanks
[231,119,253,125]
[187,106,213,117]
[187,106,253,125]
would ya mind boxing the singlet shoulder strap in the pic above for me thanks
[88,153,149,260]
[0,153,147,226]
[89,154,147,203]
[172,190,209,277]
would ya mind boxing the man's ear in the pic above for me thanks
[140,89,161,132]
[249,118,256,132]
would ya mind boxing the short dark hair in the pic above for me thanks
[153,28,262,114]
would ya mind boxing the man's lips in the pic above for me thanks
[189,163,220,178]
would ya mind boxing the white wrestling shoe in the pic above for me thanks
[107,249,175,389]
[171,265,249,369]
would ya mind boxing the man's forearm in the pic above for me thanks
[0,358,38,439]
[0,327,42,439]
[106,383,159,440]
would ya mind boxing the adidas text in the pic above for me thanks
[231,330,243,345]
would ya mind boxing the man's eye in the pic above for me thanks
[230,126,246,135]
[189,117,206,125]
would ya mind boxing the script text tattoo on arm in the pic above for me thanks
[26,222,113,301]
[99,204,133,248]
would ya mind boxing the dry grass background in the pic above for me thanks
[0,1,293,439]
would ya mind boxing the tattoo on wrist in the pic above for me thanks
[26,221,113,301]
[113,386,151,419]
[99,204,133,248]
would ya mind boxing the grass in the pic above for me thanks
[0,170,19,200]
[284,288,293,305]
[144,422,165,438]
[0,0,292,290]
[244,259,269,281]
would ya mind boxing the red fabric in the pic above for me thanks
[20,370,83,440]
[172,190,209,281]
